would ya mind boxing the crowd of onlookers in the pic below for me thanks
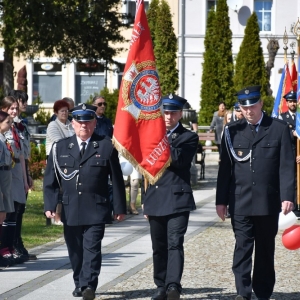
[0,92,142,267]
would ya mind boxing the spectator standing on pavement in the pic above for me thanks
[0,111,14,267]
[92,95,114,216]
[49,97,74,123]
[46,99,75,225]
[142,94,198,300]
[209,101,226,159]
[8,90,37,260]
[92,95,113,138]
[46,99,75,156]
[216,86,295,300]
[223,110,232,126]
[44,103,126,300]
[0,96,29,265]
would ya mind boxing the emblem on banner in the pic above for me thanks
[122,61,161,120]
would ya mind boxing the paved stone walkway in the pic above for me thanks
[1,163,300,300]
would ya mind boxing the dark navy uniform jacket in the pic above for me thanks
[280,111,296,151]
[43,133,126,226]
[216,115,295,216]
[94,115,113,138]
[142,122,198,216]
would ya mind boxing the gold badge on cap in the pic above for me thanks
[82,103,86,110]
[237,151,243,156]
[245,89,249,95]
[64,168,67,174]
[169,94,173,99]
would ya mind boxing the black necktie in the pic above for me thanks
[80,142,86,158]
[250,124,258,136]
[166,130,171,135]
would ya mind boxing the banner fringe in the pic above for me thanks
[112,137,171,185]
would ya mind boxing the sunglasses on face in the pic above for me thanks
[96,102,107,107]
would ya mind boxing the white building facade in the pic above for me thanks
[177,0,300,112]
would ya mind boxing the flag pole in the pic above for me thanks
[292,18,300,210]
[283,27,288,64]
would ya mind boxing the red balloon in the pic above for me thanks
[282,225,300,250]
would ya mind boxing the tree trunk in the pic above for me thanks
[3,46,14,95]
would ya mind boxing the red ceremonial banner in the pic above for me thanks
[112,0,171,184]
[279,64,293,113]
[291,61,298,92]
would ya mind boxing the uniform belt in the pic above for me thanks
[14,158,20,163]
[0,165,11,171]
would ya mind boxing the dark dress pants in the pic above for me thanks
[231,214,278,299]
[64,223,105,290]
[149,211,190,291]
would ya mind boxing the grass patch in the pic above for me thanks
[22,180,63,250]
[22,180,142,250]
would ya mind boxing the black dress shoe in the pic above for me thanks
[167,286,180,300]
[151,288,166,300]
[82,287,95,300]
[72,287,82,297]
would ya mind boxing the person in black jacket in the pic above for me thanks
[279,91,297,148]
[43,104,126,300]
[142,94,198,300]
[92,95,113,138]
[216,86,295,300]
[278,90,300,216]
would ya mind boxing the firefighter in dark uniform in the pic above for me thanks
[279,90,297,149]
[216,86,295,300]
[142,94,198,300]
[279,90,299,215]
[43,104,126,300]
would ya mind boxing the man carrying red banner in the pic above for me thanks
[112,0,171,184]
[142,94,198,300]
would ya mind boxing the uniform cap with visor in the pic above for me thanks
[233,102,241,112]
[235,86,261,107]
[71,103,97,121]
[162,94,187,111]
[283,90,297,101]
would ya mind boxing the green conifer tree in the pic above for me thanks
[233,12,273,114]
[199,8,218,125]
[146,0,159,48]
[213,0,235,107]
[154,0,179,95]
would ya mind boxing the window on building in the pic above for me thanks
[116,63,125,89]
[254,0,273,32]
[33,63,62,103]
[75,62,105,105]
[124,0,149,25]
[207,0,217,13]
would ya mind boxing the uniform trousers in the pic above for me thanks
[231,214,278,299]
[149,211,189,291]
[64,223,105,290]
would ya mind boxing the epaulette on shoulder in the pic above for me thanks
[104,136,112,142]
[56,136,71,144]
[273,117,287,125]
[227,119,239,127]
